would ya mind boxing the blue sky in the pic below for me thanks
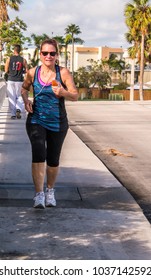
[8,0,151,49]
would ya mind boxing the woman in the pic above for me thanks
[21,39,78,209]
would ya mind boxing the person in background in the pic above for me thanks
[5,44,28,119]
[21,38,78,209]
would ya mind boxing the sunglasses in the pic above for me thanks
[41,51,57,57]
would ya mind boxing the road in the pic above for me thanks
[0,79,151,221]
[66,100,151,223]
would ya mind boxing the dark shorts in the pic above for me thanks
[26,123,68,167]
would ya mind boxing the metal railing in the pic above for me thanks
[109,93,124,101]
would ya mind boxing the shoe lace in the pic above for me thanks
[34,192,44,201]
[46,189,55,200]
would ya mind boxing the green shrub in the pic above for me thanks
[114,82,129,90]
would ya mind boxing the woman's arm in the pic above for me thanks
[52,67,79,101]
[23,58,28,74]
[21,68,36,113]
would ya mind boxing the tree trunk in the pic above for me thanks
[0,0,8,23]
[65,44,68,68]
[71,37,74,75]
[0,40,3,77]
[139,33,145,101]
[130,59,135,101]
[0,0,8,77]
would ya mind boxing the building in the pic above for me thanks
[22,45,151,84]
[22,45,124,71]
[68,45,124,72]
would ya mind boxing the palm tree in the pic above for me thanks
[0,0,7,24]
[0,0,23,75]
[125,30,140,100]
[0,0,23,25]
[64,34,84,69]
[30,33,49,67]
[53,35,65,65]
[102,54,126,81]
[64,34,72,68]
[65,24,84,74]
[124,0,151,100]
[53,36,64,52]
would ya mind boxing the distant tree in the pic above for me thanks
[144,29,151,64]
[87,59,111,90]
[0,0,23,24]
[0,0,23,51]
[0,0,8,24]
[102,54,126,83]
[0,0,23,74]
[124,0,151,100]
[52,35,66,66]
[30,33,50,67]
[53,35,64,54]
[1,17,30,56]
[124,30,140,100]
[74,59,111,99]
[64,34,72,68]
[74,66,91,88]
[114,82,129,90]
[65,24,84,74]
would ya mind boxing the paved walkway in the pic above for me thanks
[0,97,151,259]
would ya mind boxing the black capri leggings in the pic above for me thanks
[26,123,68,167]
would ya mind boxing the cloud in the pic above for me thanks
[7,0,151,48]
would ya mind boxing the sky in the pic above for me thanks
[8,0,151,49]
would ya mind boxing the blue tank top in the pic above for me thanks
[27,65,68,132]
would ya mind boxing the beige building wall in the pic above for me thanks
[72,45,124,72]
[74,47,99,70]
[144,72,151,83]
[101,46,124,60]
[22,46,151,84]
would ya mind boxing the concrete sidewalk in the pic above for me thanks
[0,97,151,259]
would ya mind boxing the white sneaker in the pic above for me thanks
[33,192,45,209]
[45,188,56,207]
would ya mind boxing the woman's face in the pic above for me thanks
[40,43,57,67]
